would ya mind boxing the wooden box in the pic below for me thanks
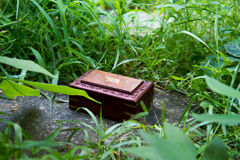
[69,69,154,121]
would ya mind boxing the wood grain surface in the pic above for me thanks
[81,70,143,94]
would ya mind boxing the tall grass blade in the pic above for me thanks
[31,0,62,47]
[81,108,100,133]
[80,1,105,37]
[69,48,96,68]
[214,10,218,51]
[57,0,70,47]
[112,46,120,71]
[178,96,197,126]
[12,123,22,145]
[104,123,122,136]
[46,122,61,141]
[180,31,211,50]
[19,69,27,80]
[29,47,46,68]
[58,120,96,133]
[0,20,20,29]
[162,100,166,125]
[16,0,19,19]
[206,105,213,143]
[112,59,138,71]
[102,11,121,40]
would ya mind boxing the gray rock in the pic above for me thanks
[0,89,196,145]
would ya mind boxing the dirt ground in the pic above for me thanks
[0,88,197,145]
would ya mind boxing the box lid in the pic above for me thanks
[81,70,143,94]
[69,69,153,102]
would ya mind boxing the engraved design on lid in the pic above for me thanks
[105,76,120,84]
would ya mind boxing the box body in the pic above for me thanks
[69,69,154,121]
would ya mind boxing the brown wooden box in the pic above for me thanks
[69,69,154,121]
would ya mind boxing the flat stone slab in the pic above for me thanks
[0,89,195,145]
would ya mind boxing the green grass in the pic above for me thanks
[0,0,240,159]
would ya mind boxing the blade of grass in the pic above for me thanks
[57,0,70,47]
[16,0,20,19]
[29,47,46,68]
[48,71,59,114]
[206,105,213,143]
[112,46,120,71]
[178,95,197,126]
[31,0,62,48]
[214,10,219,51]
[180,31,212,51]
[112,59,139,71]
[69,48,96,68]
[162,100,166,125]
[81,108,99,133]
[80,1,105,38]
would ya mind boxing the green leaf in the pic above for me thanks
[224,40,240,58]
[11,79,99,103]
[0,117,13,124]
[29,47,46,68]
[125,146,159,160]
[0,80,40,98]
[203,137,229,160]
[205,75,240,99]
[0,56,56,78]
[0,111,11,115]
[125,124,196,160]
[200,101,212,109]
[192,114,240,126]
[172,75,185,81]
